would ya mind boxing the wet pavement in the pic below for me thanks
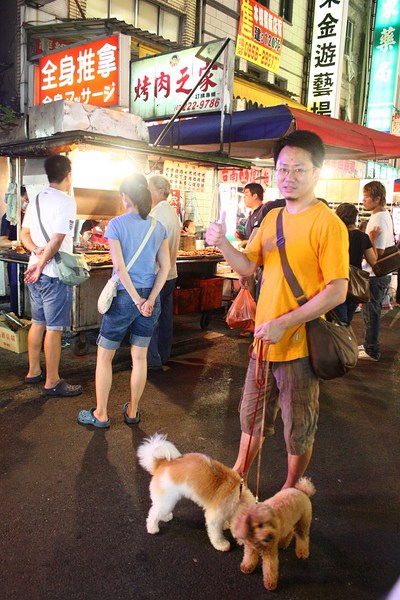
[0,307,399,600]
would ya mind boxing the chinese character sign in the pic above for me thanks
[130,40,234,120]
[307,0,349,118]
[218,167,271,186]
[36,34,130,107]
[235,0,283,74]
[366,0,400,132]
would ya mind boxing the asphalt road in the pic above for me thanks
[0,310,399,600]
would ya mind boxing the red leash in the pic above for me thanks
[241,341,271,502]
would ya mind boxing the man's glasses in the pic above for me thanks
[275,167,314,178]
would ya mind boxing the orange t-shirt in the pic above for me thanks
[243,202,349,361]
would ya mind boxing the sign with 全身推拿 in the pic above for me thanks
[235,0,283,74]
[307,0,348,118]
[130,39,234,120]
[366,0,400,133]
[36,34,130,108]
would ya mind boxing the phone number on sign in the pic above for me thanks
[175,97,221,112]
[236,38,279,71]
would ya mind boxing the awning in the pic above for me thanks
[148,105,400,161]
[0,130,250,169]
[233,77,305,111]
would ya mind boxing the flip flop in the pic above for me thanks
[77,407,110,428]
[44,379,83,397]
[25,370,46,384]
[123,402,140,425]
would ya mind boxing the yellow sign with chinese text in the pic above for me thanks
[235,0,283,74]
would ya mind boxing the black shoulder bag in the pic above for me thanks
[276,208,358,380]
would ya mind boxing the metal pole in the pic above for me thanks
[153,37,231,147]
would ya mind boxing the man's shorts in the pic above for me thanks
[28,275,72,331]
[239,352,319,455]
[97,288,161,350]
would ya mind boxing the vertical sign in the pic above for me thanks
[36,34,130,108]
[307,0,349,117]
[366,0,400,132]
[235,0,283,73]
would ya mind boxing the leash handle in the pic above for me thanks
[241,341,270,486]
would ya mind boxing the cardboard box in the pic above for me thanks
[0,314,31,354]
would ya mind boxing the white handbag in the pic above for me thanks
[97,218,156,315]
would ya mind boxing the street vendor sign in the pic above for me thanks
[235,0,283,74]
[35,34,130,108]
[130,40,234,120]
[307,0,348,117]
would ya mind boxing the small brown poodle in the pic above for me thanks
[232,477,316,590]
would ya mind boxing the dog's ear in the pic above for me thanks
[232,508,252,540]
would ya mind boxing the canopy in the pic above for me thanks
[148,105,400,161]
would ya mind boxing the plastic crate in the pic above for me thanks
[192,277,224,310]
[173,287,201,315]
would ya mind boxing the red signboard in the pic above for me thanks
[36,35,122,107]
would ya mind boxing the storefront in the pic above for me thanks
[0,104,250,352]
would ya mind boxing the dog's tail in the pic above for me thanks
[137,433,182,474]
[295,477,316,498]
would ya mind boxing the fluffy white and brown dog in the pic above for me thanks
[232,477,316,591]
[137,433,255,551]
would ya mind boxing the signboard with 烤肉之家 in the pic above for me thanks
[130,40,234,120]
[36,34,130,108]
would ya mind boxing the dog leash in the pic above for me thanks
[241,342,270,503]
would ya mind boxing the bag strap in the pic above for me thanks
[112,217,156,283]
[35,194,49,243]
[35,194,63,265]
[276,208,308,306]
[125,217,156,271]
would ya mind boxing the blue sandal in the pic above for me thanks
[77,407,110,428]
[123,402,140,425]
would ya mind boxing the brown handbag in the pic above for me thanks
[275,209,358,380]
[347,265,370,303]
[372,245,400,277]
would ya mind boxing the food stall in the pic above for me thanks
[0,117,250,353]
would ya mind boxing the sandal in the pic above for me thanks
[123,402,140,425]
[25,370,46,384]
[77,407,110,428]
[44,379,82,397]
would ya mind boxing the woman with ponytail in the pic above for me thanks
[77,173,170,428]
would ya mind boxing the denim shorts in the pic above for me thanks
[240,353,319,455]
[28,275,72,331]
[97,288,161,350]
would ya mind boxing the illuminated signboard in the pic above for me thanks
[307,0,348,117]
[235,0,283,73]
[130,39,234,120]
[36,34,130,108]
[366,0,400,132]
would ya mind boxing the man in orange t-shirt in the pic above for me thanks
[206,131,349,489]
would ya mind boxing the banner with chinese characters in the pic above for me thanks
[366,0,400,132]
[235,0,283,73]
[36,34,130,107]
[163,161,208,193]
[130,39,234,119]
[218,167,272,186]
[307,0,348,117]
